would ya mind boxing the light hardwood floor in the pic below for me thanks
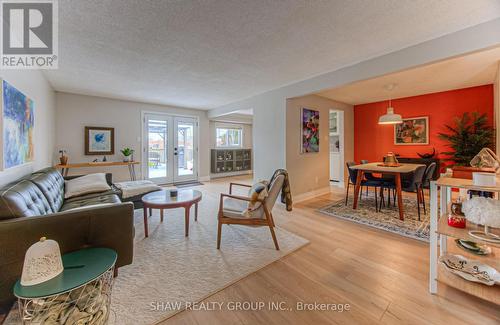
[164,176,500,325]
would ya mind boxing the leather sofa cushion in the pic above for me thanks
[29,168,65,212]
[60,194,121,212]
[0,180,53,219]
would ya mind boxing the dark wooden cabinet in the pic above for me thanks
[396,157,440,180]
[211,149,252,174]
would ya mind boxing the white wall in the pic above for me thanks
[286,95,353,196]
[0,71,55,187]
[55,92,210,182]
[208,19,500,187]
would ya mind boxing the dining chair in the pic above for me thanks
[378,165,427,220]
[422,162,437,188]
[360,160,370,196]
[420,162,437,214]
[217,174,285,250]
[345,162,381,211]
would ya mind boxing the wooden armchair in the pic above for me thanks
[217,175,285,250]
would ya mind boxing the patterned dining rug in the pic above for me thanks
[318,192,430,242]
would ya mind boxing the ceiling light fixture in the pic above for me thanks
[378,99,403,125]
[378,83,402,125]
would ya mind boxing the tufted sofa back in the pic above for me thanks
[29,168,65,212]
[0,179,54,220]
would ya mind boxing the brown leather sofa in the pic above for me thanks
[0,168,135,311]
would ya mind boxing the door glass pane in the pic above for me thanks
[177,122,194,176]
[148,119,167,179]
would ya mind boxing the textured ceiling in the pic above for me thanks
[317,46,500,105]
[44,0,500,109]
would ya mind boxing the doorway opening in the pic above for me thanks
[329,109,344,188]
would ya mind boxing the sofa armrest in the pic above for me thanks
[0,202,134,309]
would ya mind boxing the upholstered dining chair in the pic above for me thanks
[345,162,383,211]
[217,174,285,250]
[360,160,370,196]
[420,162,437,214]
[378,165,427,220]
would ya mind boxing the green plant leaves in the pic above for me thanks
[438,112,494,166]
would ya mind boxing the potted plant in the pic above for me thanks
[120,147,135,162]
[438,112,495,179]
[58,150,68,165]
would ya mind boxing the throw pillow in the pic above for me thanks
[64,173,111,199]
[242,181,269,217]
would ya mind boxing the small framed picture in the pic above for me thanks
[394,116,429,145]
[85,126,115,155]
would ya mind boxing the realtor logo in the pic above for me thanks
[1,0,58,69]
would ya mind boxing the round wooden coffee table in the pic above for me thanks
[141,189,202,237]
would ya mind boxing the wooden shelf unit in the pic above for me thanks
[437,214,500,248]
[437,263,500,305]
[211,149,251,174]
[429,176,500,305]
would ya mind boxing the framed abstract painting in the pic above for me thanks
[394,116,429,145]
[1,80,35,170]
[85,126,115,155]
[301,108,319,153]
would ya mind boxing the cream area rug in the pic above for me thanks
[5,185,308,325]
[112,206,307,324]
[318,192,430,242]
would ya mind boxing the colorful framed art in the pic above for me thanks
[85,126,115,155]
[1,80,35,170]
[301,108,319,153]
[394,116,429,145]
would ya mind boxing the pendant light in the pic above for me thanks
[378,83,402,124]
[378,99,402,124]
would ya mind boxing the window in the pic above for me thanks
[216,127,242,147]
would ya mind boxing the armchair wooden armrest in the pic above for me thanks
[229,182,252,194]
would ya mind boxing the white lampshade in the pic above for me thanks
[21,237,63,286]
[378,107,403,125]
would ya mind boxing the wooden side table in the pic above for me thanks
[141,189,202,237]
[13,248,117,325]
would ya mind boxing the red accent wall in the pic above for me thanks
[354,85,494,165]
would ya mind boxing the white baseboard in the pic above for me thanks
[199,175,211,182]
[330,181,345,189]
[209,170,253,179]
[293,186,332,203]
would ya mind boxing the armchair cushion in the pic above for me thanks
[222,197,264,219]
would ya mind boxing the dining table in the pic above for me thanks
[350,162,426,220]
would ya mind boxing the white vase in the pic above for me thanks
[123,156,131,162]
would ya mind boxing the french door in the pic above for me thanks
[143,113,198,184]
